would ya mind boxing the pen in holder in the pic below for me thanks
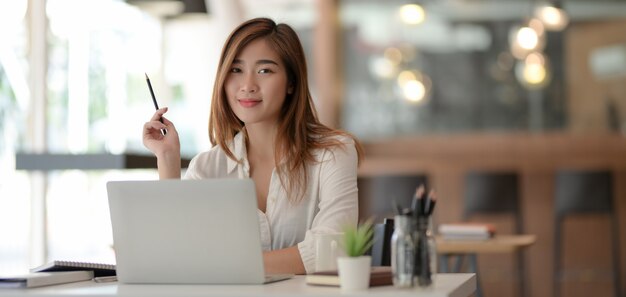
[414,216,436,287]
[412,187,437,287]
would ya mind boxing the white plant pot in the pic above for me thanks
[337,256,371,291]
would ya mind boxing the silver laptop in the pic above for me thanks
[106,179,293,284]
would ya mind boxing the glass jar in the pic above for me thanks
[414,216,437,287]
[391,215,415,288]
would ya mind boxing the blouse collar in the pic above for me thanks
[226,131,248,175]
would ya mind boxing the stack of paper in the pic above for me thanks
[438,223,495,240]
[0,271,93,288]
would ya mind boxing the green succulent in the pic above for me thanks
[342,219,375,257]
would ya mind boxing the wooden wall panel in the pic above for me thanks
[567,20,626,133]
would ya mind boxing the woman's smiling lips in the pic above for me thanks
[238,98,262,108]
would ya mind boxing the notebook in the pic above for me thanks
[106,179,293,284]
[31,261,116,277]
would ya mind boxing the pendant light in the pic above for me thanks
[535,0,569,31]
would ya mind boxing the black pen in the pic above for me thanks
[426,189,436,216]
[145,73,166,135]
[411,185,424,210]
[412,186,423,218]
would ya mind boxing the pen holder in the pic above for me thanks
[391,215,415,288]
[414,216,437,287]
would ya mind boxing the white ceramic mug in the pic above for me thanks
[314,232,345,272]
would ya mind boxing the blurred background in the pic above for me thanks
[1,0,625,296]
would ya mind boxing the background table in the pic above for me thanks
[437,235,537,254]
[437,235,536,297]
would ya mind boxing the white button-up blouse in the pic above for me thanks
[183,132,359,273]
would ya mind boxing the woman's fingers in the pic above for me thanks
[161,116,174,127]
[161,116,178,134]
[150,107,168,122]
[143,121,167,135]
[145,107,179,142]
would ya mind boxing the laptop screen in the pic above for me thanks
[107,179,267,284]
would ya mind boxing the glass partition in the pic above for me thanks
[339,0,567,140]
[0,0,30,274]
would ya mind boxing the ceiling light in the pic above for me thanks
[515,52,551,89]
[535,4,569,31]
[402,80,426,103]
[397,70,417,88]
[509,20,546,59]
[516,27,539,50]
[399,4,425,25]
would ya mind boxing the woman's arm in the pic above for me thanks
[156,150,181,179]
[263,246,306,275]
[297,138,360,273]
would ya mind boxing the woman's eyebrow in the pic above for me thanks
[232,58,278,66]
[256,59,278,66]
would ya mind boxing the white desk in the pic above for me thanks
[0,274,475,297]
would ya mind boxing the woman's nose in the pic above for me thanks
[239,73,258,93]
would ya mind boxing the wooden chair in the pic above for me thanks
[553,170,620,297]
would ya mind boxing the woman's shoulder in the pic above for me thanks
[189,132,245,169]
[192,144,227,162]
[316,133,356,146]
[186,144,231,176]
[185,143,238,179]
[313,133,358,160]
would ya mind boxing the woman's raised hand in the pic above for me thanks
[143,107,182,179]
[143,107,180,159]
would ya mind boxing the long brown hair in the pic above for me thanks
[209,17,363,201]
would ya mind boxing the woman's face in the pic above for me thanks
[225,38,291,127]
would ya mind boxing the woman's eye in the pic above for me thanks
[258,69,273,74]
[230,67,242,73]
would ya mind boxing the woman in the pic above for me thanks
[143,17,362,275]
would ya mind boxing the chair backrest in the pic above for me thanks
[358,174,429,220]
[370,218,394,266]
[555,170,613,217]
[464,171,520,218]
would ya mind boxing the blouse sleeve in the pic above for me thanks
[297,138,359,273]
[182,150,216,180]
[183,154,202,180]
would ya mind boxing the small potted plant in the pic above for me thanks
[337,219,374,291]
